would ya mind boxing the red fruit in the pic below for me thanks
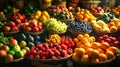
[40,51,46,57]
[30,22,37,28]
[55,44,61,49]
[40,47,45,51]
[37,22,42,26]
[29,55,34,59]
[47,49,54,56]
[54,50,60,56]
[12,26,19,31]
[97,7,102,11]
[117,36,120,41]
[43,43,49,49]
[35,55,40,59]
[42,56,46,60]
[61,39,65,44]
[97,36,103,42]
[92,9,97,13]
[4,26,11,32]
[2,45,9,52]
[32,27,39,32]
[31,50,37,55]
[0,50,7,58]
[110,37,117,42]
[61,44,67,50]
[67,48,73,55]
[10,39,18,46]
[64,40,69,45]
[69,41,75,48]
[60,50,67,57]
[113,41,119,47]
[36,44,43,49]
[35,47,39,51]
[49,43,54,48]
[51,56,57,60]
[12,15,18,21]
[8,21,16,27]
[103,35,109,40]
[105,38,111,43]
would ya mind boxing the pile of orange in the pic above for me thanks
[112,5,120,15]
[76,10,96,22]
[72,34,117,63]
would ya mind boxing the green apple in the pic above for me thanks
[20,40,27,48]
[5,54,14,63]
[15,51,24,58]
[12,45,21,52]
[8,50,15,56]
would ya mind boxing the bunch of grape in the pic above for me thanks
[44,18,67,33]
[68,21,92,33]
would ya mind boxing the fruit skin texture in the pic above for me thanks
[5,54,14,63]
[20,40,27,48]
[74,48,85,57]
[81,55,89,62]
[10,39,18,46]
[0,50,7,58]
[99,54,107,61]
[90,50,99,59]
[2,45,10,52]
[15,51,24,58]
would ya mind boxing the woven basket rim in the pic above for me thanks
[80,1,101,3]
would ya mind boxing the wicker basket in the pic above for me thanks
[67,2,78,8]
[80,1,101,9]
[54,2,67,8]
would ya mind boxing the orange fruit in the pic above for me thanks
[81,55,90,62]
[83,18,88,22]
[97,48,104,54]
[86,48,93,55]
[84,42,91,49]
[106,50,114,59]
[99,53,107,61]
[108,22,116,28]
[77,34,83,41]
[101,42,110,50]
[83,34,90,39]
[91,42,101,49]
[91,58,99,63]
[73,38,79,44]
[81,38,88,44]
[74,48,86,57]
[107,47,117,53]
[76,42,84,48]
[90,49,99,59]
[72,53,81,61]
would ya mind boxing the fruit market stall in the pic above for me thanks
[0,0,120,67]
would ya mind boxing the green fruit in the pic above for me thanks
[60,13,66,19]
[21,49,27,55]
[0,43,3,49]
[8,50,15,56]
[5,54,14,63]
[27,35,34,42]
[20,40,27,48]
[12,45,21,52]
[24,47,30,51]
[15,51,24,58]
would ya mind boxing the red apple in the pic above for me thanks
[10,39,18,46]
[30,21,37,28]
[2,45,10,52]
[12,15,18,21]
[12,26,19,31]
[8,21,16,27]
[4,26,11,32]
[5,54,13,62]
[16,19,22,25]
[33,27,39,32]
[22,23,29,29]
[0,50,7,58]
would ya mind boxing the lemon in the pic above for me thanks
[40,15,47,22]
[36,10,42,16]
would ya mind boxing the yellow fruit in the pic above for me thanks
[99,53,107,61]
[72,53,81,61]
[44,0,52,3]
[83,34,90,39]
[74,48,86,57]
[110,26,117,33]
[81,55,89,62]
[107,47,117,54]
[42,11,50,19]
[101,42,110,50]
[84,42,91,49]
[40,15,47,22]
[35,15,40,20]
[36,10,42,16]
[106,50,114,59]
[89,36,95,43]
[81,38,88,44]
[90,49,99,59]
[76,42,84,48]
[91,42,101,49]
[91,58,99,63]
[97,48,104,54]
